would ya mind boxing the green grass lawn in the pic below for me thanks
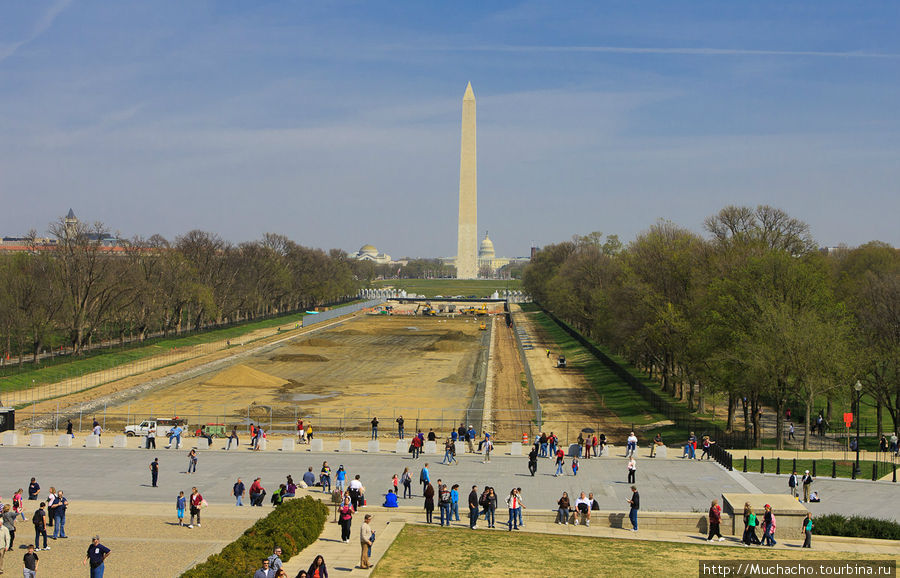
[0,311,307,390]
[739,458,897,480]
[371,278,521,298]
[372,525,895,578]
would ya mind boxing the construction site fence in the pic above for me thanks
[506,303,542,428]
[12,407,612,443]
[301,299,384,327]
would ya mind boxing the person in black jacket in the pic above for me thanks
[627,486,640,531]
[468,485,479,529]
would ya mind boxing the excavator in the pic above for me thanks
[461,304,488,316]
[415,302,437,316]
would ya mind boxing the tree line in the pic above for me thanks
[523,205,899,450]
[0,216,361,362]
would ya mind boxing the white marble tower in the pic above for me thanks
[456,82,478,279]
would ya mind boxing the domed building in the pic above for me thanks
[354,243,392,265]
[478,234,495,261]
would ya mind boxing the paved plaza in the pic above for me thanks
[2,444,897,521]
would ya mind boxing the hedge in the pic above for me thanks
[813,513,900,541]
[181,496,328,578]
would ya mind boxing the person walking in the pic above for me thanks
[188,487,203,528]
[49,490,67,539]
[528,445,538,476]
[338,496,353,543]
[32,503,48,551]
[801,470,814,503]
[233,478,245,506]
[467,485,479,529]
[627,456,637,484]
[82,535,110,578]
[320,462,332,494]
[0,517,9,572]
[370,417,379,440]
[253,558,275,578]
[2,503,17,552]
[66,420,74,438]
[176,491,186,526]
[400,468,412,499]
[571,457,579,476]
[554,447,565,476]
[539,433,548,458]
[482,434,493,463]
[423,482,435,524]
[22,544,38,578]
[348,475,363,510]
[707,499,724,542]
[419,463,430,492]
[187,449,198,474]
[762,504,776,546]
[335,466,347,494]
[359,514,374,570]
[396,415,405,439]
[801,513,813,548]
[742,503,760,545]
[556,492,570,525]
[306,554,328,578]
[627,486,640,531]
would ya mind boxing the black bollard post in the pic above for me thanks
[792,457,797,472]
[893,464,897,483]
[832,461,836,478]
[852,462,857,480]
[743,456,747,473]
[777,457,781,475]
[761,456,765,474]
[812,460,817,477]
[872,463,878,481]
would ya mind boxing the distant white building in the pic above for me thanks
[353,244,393,265]
[442,232,529,276]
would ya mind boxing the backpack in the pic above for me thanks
[33,509,44,527]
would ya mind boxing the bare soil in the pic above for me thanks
[490,321,530,440]
[510,305,628,443]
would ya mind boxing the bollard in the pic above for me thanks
[851,463,856,480]
[812,461,817,477]
[872,463,878,481]
[776,457,781,475]
[743,456,747,473]
[893,464,896,483]
[792,458,796,472]
[832,461,836,478]
[760,456,765,474]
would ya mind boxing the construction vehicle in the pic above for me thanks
[415,302,437,316]
[461,304,488,316]
[556,355,567,368]
[479,321,487,330]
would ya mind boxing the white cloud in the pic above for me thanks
[0,0,72,63]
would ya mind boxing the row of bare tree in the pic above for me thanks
[523,205,899,449]
[0,217,360,362]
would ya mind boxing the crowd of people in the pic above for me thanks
[0,477,111,577]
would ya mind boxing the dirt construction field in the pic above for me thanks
[106,315,488,434]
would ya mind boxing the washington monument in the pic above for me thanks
[456,82,478,279]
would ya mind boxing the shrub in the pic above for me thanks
[182,496,328,578]
[813,513,900,541]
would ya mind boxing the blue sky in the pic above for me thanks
[1,1,898,257]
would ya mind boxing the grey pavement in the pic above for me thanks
[744,472,900,522]
[1,447,895,521]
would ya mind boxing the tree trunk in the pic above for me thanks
[697,380,705,415]
[876,402,883,439]
[726,392,736,433]
[751,394,762,448]
[774,380,785,450]
[803,395,812,451]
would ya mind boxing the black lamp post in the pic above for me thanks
[854,380,863,476]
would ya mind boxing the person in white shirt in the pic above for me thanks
[626,432,638,458]
[574,492,591,526]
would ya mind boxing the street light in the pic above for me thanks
[854,380,863,477]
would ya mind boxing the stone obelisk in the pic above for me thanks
[456,82,478,279]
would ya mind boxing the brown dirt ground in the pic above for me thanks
[0,501,267,577]
[104,315,487,434]
[510,304,628,444]
[490,320,530,440]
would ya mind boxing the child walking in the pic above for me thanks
[176,491,186,526]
